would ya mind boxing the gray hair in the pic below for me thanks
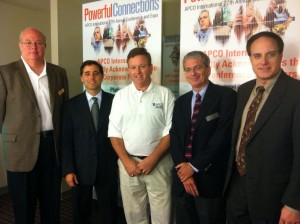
[182,51,210,68]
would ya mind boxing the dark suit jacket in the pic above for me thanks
[224,71,300,220]
[170,82,236,198]
[0,59,69,172]
[61,91,117,185]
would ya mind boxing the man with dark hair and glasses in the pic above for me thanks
[170,51,236,223]
[0,27,69,223]
[108,47,175,223]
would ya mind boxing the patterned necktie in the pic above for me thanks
[236,86,265,176]
[185,93,201,159]
[91,97,99,131]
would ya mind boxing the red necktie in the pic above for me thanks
[236,86,265,176]
[185,93,201,159]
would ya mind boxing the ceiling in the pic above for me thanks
[0,0,50,13]
[0,0,91,13]
[0,0,174,14]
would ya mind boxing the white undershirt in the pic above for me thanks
[21,57,53,131]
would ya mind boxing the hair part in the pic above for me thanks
[182,51,210,68]
[246,31,284,56]
[127,48,152,65]
[80,60,104,76]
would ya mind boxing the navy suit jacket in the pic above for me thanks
[61,91,117,185]
[170,82,236,198]
[224,71,300,220]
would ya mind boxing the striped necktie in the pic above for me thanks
[185,93,201,159]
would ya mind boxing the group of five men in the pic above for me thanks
[0,27,299,224]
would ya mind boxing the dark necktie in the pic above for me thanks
[91,97,99,131]
[236,86,265,176]
[185,93,201,160]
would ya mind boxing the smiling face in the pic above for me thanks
[81,64,103,95]
[19,28,46,64]
[127,55,153,91]
[184,58,210,92]
[249,36,283,85]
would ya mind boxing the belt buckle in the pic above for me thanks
[41,130,53,138]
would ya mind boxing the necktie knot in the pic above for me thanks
[92,97,98,104]
[256,86,265,94]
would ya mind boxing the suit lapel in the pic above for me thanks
[78,92,96,132]
[232,80,255,146]
[16,60,39,107]
[249,73,285,143]
[80,91,109,134]
[181,92,193,142]
[47,63,56,113]
[194,82,216,128]
[98,91,110,131]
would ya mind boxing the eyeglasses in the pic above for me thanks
[20,41,45,47]
[128,64,148,71]
[184,65,204,73]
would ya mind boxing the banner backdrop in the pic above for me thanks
[180,0,299,95]
[82,0,162,94]
[162,35,180,98]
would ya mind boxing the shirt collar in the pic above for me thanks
[21,56,47,77]
[85,90,102,101]
[192,83,209,100]
[255,70,280,94]
[130,81,154,93]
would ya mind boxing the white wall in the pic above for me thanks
[0,1,51,65]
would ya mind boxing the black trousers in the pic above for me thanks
[7,133,61,224]
[226,171,278,224]
[71,181,118,224]
[173,193,226,224]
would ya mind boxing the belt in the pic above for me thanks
[129,155,148,160]
[41,130,54,138]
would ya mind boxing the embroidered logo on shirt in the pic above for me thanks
[152,103,163,109]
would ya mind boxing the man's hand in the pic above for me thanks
[65,173,78,187]
[182,177,199,197]
[279,206,300,224]
[124,158,142,177]
[138,156,157,175]
[176,162,195,182]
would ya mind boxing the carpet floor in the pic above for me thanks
[0,191,126,223]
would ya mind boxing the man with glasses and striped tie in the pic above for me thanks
[170,51,236,223]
